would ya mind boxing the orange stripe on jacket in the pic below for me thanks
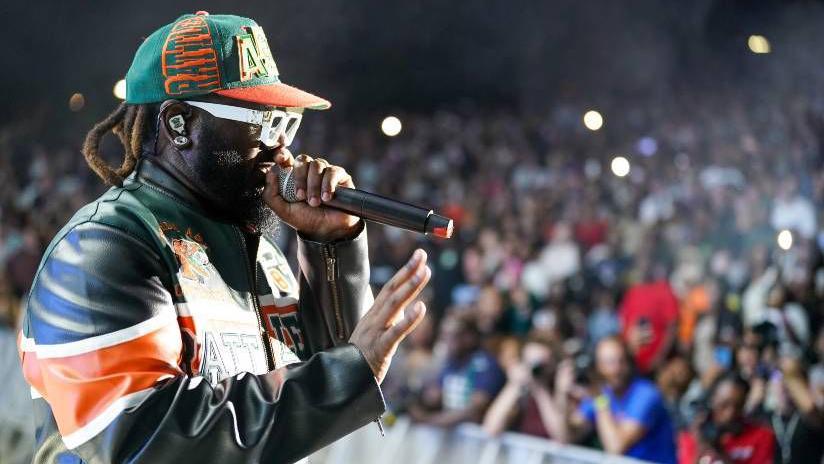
[27,322,183,438]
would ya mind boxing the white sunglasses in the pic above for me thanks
[185,101,303,147]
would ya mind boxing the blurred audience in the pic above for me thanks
[678,374,776,464]
[482,333,570,439]
[2,78,824,464]
[408,312,504,427]
[0,275,33,464]
[560,336,678,464]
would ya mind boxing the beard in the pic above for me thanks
[196,149,279,233]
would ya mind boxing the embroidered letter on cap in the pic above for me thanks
[162,16,221,96]
[236,26,278,82]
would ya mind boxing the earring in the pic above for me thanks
[173,135,190,147]
[169,115,186,135]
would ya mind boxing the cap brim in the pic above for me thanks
[215,82,331,110]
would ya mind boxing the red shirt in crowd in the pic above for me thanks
[574,219,608,250]
[516,395,550,439]
[677,423,776,464]
[619,280,679,374]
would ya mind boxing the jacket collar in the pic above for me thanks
[129,157,262,233]
[130,157,207,208]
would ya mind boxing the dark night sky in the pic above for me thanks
[0,0,818,136]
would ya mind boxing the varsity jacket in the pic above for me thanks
[17,157,385,463]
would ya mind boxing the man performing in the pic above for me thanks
[17,12,431,463]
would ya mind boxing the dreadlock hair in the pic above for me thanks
[82,103,158,186]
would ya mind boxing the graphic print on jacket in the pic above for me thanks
[162,220,304,385]
[16,179,312,455]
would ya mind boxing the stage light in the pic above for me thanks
[381,116,402,136]
[748,35,770,54]
[611,156,630,177]
[69,93,85,112]
[583,110,603,131]
[113,79,127,100]
[777,229,792,250]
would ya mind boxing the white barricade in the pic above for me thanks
[310,416,653,464]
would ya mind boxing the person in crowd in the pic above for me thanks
[0,276,33,464]
[409,311,505,427]
[382,313,439,413]
[678,373,776,464]
[586,287,621,349]
[482,333,572,439]
[761,284,810,352]
[619,267,679,375]
[765,357,824,464]
[521,222,581,300]
[4,228,40,298]
[559,336,678,464]
[657,356,695,431]
[770,178,817,240]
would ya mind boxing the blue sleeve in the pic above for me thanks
[579,398,596,423]
[622,382,660,427]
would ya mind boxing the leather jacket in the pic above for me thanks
[18,157,385,463]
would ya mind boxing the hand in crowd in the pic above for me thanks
[505,362,533,388]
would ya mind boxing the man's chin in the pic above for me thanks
[245,202,280,234]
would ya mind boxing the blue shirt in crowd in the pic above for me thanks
[438,350,504,411]
[579,377,677,464]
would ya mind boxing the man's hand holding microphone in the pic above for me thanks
[263,147,431,383]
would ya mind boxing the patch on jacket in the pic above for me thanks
[172,238,212,283]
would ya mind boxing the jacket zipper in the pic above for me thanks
[322,242,385,434]
[322,244,345,341]
[236,228,276,371]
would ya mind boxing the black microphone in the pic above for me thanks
[276,166,453,238]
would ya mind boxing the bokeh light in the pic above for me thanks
[748,35,770,54]
[381,116,402,136]
[610,156,630,177]
[68,93,85,112]
[113,79,127,100]
[777,229,793,250]
[583,110,603,131]
[637,136,658,157]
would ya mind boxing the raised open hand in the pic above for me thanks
[349,249,431,383]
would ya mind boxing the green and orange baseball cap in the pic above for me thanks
[125,11,330,110]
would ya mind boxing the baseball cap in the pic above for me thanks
[125,11,330,110]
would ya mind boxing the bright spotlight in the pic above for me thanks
[777,229,793,250]
[748,35,770,54]
[583,110,603,131]
[611,156,630,177]
[381,116,402,137]
[69,93,85,112]
[113,79,127,100]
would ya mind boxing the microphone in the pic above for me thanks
[275,166,453,239]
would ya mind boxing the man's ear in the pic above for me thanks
[159,100,192,148]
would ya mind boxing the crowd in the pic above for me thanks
[2,82,824,463]
[352,85,824,464]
